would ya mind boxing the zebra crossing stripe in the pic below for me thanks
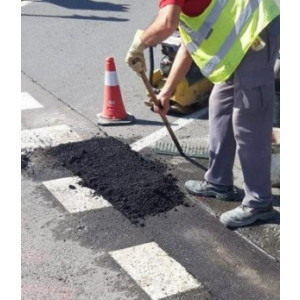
[21,125,83,150]
[109,242,201,300]
[21,92,43,110]
[43,176,111,213]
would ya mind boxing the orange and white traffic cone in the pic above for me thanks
[97,57,135,126]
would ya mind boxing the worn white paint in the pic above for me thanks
[21,92,43,110]
[21,125,83,150]
[110,242,201,300]
[43,176,111,213]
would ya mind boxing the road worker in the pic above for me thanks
[125,0,280,228]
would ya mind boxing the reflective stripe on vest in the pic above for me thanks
[203,0,262,77]
[180,0,227,54]
[179,0,280,83]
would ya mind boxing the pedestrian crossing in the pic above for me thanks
[21,90,280,299]
[21,124,83,150]
[21,92,204,299]
[21,92,44,110]
[110,242,201,300]
[42,176,111,213]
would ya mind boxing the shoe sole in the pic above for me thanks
[220,210,275,228]
[185,186,234,201]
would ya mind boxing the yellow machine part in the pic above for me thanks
[151,69,214,108]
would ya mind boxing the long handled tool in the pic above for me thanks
[138,70,209,159]
[139,70,184,155]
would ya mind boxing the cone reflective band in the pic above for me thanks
[97,57,135,126]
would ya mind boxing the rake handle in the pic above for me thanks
[139,70,184,155]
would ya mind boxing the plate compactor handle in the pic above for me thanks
[139,70,184,155]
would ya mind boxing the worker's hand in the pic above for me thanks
[125,30,147,73]
[153,90,172,117]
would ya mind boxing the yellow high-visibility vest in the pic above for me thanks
[179,0,280,83]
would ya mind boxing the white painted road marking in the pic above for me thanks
[21,125,83,150]
[110,242,201,300]
[130,108,208,152]
[43,176,111,213]
[21,92,43,111]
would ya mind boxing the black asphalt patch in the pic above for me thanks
[28,137,186,225]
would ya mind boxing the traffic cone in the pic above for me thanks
[97,57,135,126]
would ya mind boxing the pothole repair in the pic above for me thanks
[24,137,186,225]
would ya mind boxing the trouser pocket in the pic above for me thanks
[234,69,275,114]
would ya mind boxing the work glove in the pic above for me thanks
[125,30,147,73]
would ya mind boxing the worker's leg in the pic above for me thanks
[204,81,236,186]
[234,19,280,209]
[233,88,273,208]
[221,17,280,227]
[185,80,236,199]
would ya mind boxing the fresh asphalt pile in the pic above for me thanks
[33,137,185,225]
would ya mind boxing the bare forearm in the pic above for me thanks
[154,43,192,116]
[141,5,181,47]
[162,43,192,96]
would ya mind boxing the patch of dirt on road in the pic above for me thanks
[21,153,30,170]
[40,137,185,225]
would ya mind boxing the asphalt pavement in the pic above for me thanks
[21,1,280,299]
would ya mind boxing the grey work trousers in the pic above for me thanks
[204,17,280,208]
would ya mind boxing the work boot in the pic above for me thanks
[220,205,274,228]
[184,180,234,200]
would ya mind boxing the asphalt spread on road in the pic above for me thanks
[22,137,187,226]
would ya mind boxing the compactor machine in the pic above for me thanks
[146,30,214,114]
